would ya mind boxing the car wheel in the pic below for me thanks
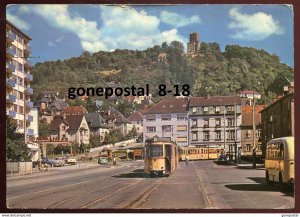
[266,170,273,186]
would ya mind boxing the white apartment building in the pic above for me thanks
[188,96,242,158]
[143,98,189,147]
[6,21,34,142]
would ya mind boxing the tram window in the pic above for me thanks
[150,145,163,157]
[279,143,284,158]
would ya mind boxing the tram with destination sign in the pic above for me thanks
[144,137,179,177]
[178,146,221,161]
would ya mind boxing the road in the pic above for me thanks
[6,160,294,209]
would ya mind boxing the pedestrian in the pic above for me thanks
[113,155,117,166]
[185,155,189,166]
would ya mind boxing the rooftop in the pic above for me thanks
[189,96,241,107]
[144,98,188,114]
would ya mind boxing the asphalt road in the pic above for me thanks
[6,160,294,209]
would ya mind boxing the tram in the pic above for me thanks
[178,146,221,161]
[144,137,179,177]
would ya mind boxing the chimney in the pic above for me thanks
[63,112,66,120]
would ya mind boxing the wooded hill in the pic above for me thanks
[31,41,293,106]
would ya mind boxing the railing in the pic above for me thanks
[7,32,15,41]
[27,115,34,122]
[28,129,34,135]
[7,47,15,56]
[26,101,33,108]
[7,79,16,88]
[25,87,33,95]
[8,110,16,118]
[24,73,33,81]
[6,94,16,102]
[6,63,15,72]
[24,44,32,53]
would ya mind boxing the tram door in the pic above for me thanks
[165,145,172,173]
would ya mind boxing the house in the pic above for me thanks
[240,105,265,159]
[188,95,242,159]
[143,98,189,147]
[127,110,143,135]
[64,105,87,116]
[50,114,90,144]
[85,112,109,142]
[106,107,129,135]
[240,90,261,105]
[38,97,69,123]
[260,91,294,158]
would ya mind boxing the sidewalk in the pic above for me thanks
[228,159,264,169]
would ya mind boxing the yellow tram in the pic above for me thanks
[144,138,179,177]
[178,146,221,161]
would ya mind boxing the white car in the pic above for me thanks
[67,158,77,165]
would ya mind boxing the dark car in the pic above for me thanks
[41,157,55,166]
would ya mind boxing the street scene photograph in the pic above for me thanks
[5,4,294,210]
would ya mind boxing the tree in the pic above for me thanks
[6,116,31,162]
[39,118,50,137]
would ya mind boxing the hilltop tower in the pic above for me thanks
[187,32,200,57]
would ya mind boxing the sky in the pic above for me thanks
[7,4,294,67]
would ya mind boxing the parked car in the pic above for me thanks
[41,157,55,167]
[98,157,108,165]
[67,158,77,165]
[53,157,65,167]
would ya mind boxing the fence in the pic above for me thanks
[6,162,33,175]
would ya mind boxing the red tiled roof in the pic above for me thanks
[144,98,188,114]
[107,108,128,123]
[50,115,84,131]
[64,106,87,115]
[127,111,143,122]
[189,96,241,107]
[242,105,265,126]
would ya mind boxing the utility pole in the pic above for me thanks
[234,103,237,163]
[252,96,256,169]
[223,108,226,154]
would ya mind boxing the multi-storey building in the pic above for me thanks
[188,96,242,158]
[6,21,34,142]
[240,105,265,158]
[187,32,200,57]
[260,91,294,158]
[143,98,189,147]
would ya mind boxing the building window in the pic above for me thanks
[19,92,23,100]
[192,132,198,141]
[256,129,261,138]
[215,106,220,113]
[227,118,235,127]
[177,125,187,131]
[192,107,197,113]
[246,130,251,138]
[204,118,209,127]
[246,144,251,151]
[19,120,24,129]
[203,107,209,113]
[215,118,221,127]
[204,131,210,141]
[228,130,235,140]
[162,125,172,132]
[177,137,187,143]
[19,106,24,114]
[192,119,197,128]
[227,106,234,112]
[177,114,187,120]
[147,127,156,133]
[216,131,221,140]
[161,114,171,121]
[146,115,155,122]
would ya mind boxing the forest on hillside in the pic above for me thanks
[31,41,294,107]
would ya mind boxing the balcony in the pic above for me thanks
[6,79,16,88]
[6,63,15,73]
[6,47,15,59]
[8,110,16,118]
[25,87,33,95]
[24,73,33,81]
[24,60,32,71]
[6,32,15,42]
[6,94,16,103]
[24,45,32,54]
[27,115,34,122]
[27,129,34,136]
[26,101,33,108]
